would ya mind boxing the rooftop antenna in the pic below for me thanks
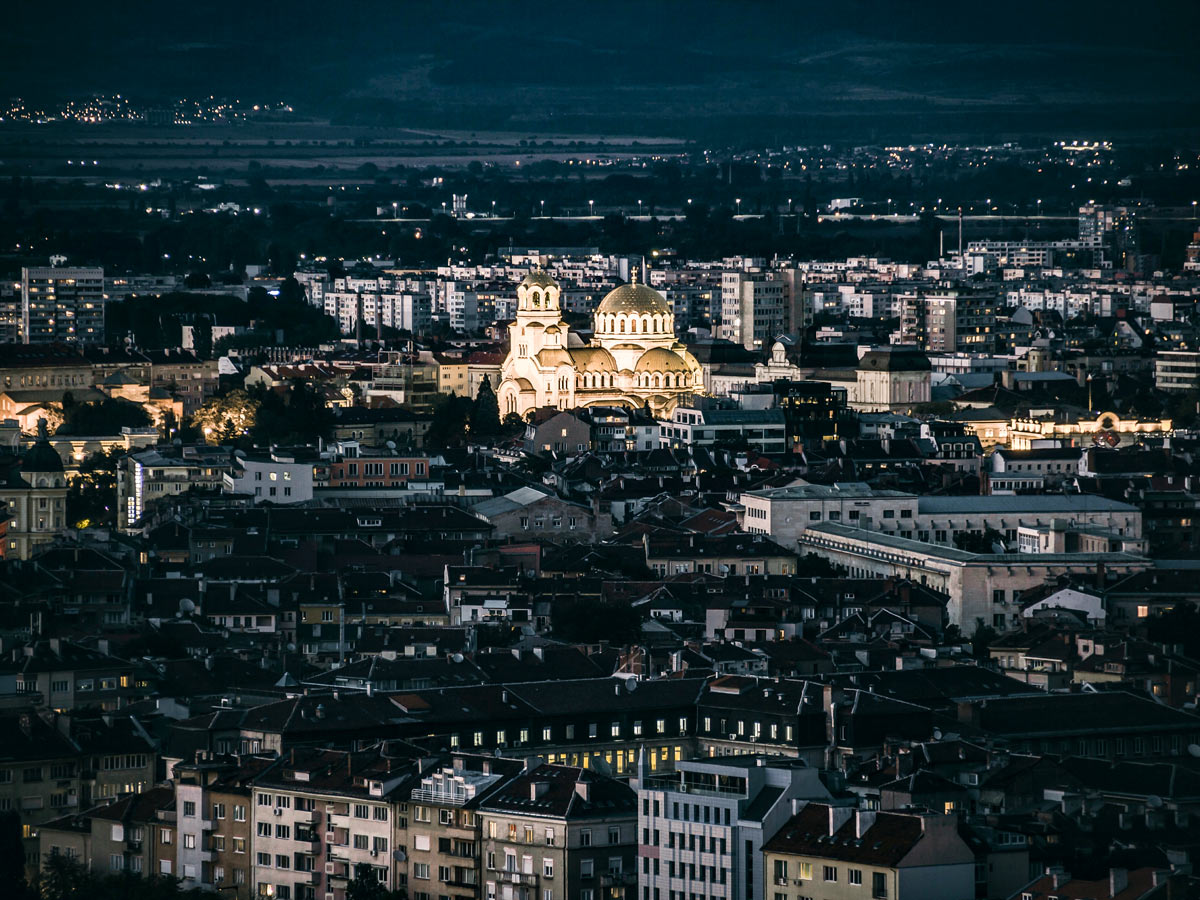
[958,207,964,269]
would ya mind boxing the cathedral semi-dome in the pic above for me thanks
[596,282,671,317]
[635,347,690,373]
[572,347,617,372]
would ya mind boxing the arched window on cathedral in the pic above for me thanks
[619,316,626,333]
[531,290,541,308]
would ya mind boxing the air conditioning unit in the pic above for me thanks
[370,850,378,857]
[273,808,283,816]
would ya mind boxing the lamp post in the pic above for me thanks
[735,198,742,216]
[589,199,594,217]
[540,199,545,218]
[637,199,643,216]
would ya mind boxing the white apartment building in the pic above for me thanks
[1156,350,1200,393]
[223,451,315,504]
[720,271,784,351]
[634,757,831,900]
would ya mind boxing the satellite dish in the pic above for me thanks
[625,679,639,692]
[393,850,406,862]
[1189,744,1200,758]
[1147,795,1164,809]
[179,598,196,614]
[932,728,943,741]
[450,653,464,663]
[385,440,396,450]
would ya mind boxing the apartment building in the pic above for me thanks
[478,764,638,900]
[117,446,233,531]
[224,450,316,504]
[37,786,176,879]
[634,757,831,900]
[903,287,998,353]
[720,271,785,351]
[21,266,106,344]
[173,755,274,896]
[762,804,975,900]
[404,755,525,900]
[252,747,418,900]
[1155,350,1200,393]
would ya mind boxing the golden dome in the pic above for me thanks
[520,268,558,289]
[634,347,690,373]
[596,282,671,317]
[572,347,617,372]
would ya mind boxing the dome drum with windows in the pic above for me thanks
[499,269,701,417]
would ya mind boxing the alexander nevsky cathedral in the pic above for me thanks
[497,268,703,418]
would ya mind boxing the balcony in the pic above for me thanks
[601,872,636,887]
[295,870,321,885]
[293,809,319,826]
[504,871,538,886]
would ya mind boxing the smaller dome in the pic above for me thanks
[22,439,64,475]
[572,348,617,372]
[634,348,690,373]
[520,268,558,289]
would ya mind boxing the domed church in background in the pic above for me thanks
[498,268,702,418]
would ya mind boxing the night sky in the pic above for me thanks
[4,1,1199,139]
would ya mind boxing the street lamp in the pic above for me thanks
[491,200,496,217]
[589,199,594,217]
[735,198,742,216]
[637,199,643,215]
[391,201,397,217]
[886,197,892,215]
[540,199,545,217]
[1037,198,1042,215]
[441,201,447,216]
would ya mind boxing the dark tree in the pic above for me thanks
[346,863,405,900]
[469,375,501,438]
[66,449,122,529]
[0,811,30,900]
[424,393,473,448]
[57,397,153,436]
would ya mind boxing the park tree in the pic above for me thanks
[193,390,259,444]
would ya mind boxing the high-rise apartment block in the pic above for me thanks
[21,266,106,343]
[721,271,785,351]
[901,287,997,353]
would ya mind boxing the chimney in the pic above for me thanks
[1109,868,1128,896]
[827,805,853,836]
[855,809,877,838]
